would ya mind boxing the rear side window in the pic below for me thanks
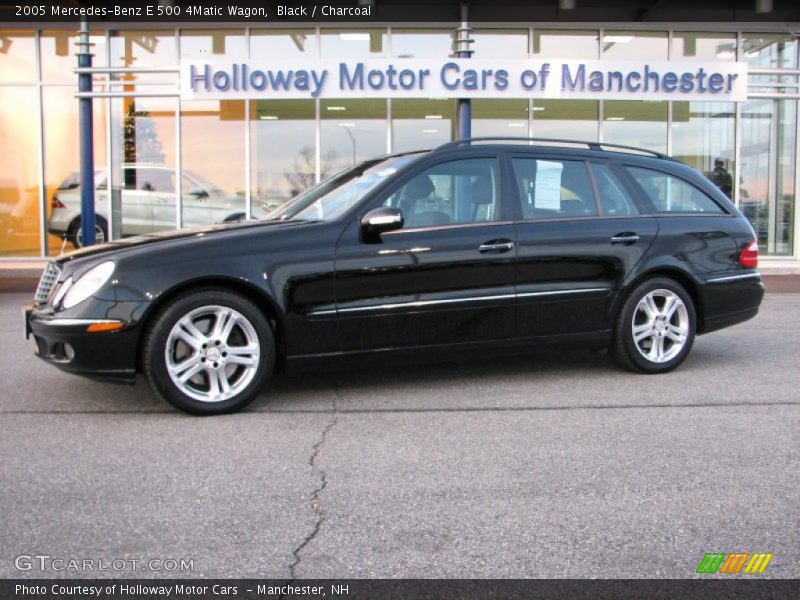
[625,166,724,214]
[590,163,639,216]
[512,158,597,220]
[123,168,175,193]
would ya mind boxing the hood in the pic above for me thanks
[55,219,317,265]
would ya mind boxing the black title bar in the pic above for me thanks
[3,579,800,600]
[3,0,800,24]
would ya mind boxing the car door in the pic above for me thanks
[180,174,211,227]
[334,153,518,352]
[119,166,156,236]
[508,153,659,338]
[143,167,178,231]
[181,174,245,226]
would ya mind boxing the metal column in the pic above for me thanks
[76,18,96,246]
[455,3,473,139]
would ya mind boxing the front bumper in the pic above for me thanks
[25,304,139,384]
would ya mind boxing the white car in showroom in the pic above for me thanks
[48,164,248,248]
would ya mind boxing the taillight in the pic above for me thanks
[51,196,66,210]
[738,239,758,268]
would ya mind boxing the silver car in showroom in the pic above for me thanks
[48,164,248,248]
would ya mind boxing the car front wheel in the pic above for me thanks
[143,289,275,415]
[611,277,696,374]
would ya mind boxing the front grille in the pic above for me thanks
[34,262,62,306]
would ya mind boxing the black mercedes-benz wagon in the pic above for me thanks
[25,138,764,415]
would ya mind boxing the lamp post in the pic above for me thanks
[340,123,357,165]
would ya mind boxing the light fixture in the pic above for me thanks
[716,49,736,59]
[606,117,625,121]
[755,0,773,13]
[326,106,347,111]
[559,0,576,9]
[530,106,546,112]
[338,122,356,127]
[259,115,279,120]
[508,123,526,127]
[603,35,634,44]
[422,129,439,133]
[340,33,371,41]
[425,114,443,119]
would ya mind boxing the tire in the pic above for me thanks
[69,215,108,248]
[611,277,696,374]
[143,289,275,415]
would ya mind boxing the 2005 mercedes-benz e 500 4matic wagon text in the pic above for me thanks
[24,138,765,415]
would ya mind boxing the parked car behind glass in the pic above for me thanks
[48,164,247,248]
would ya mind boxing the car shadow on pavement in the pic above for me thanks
[10,341,733,415]
[255,346,614,410]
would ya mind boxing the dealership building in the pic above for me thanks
[1,1,799,266]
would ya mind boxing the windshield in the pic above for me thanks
[184,170,225,196]
[268,153,423,222]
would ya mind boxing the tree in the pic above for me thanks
[122,101,165,164]
[283,145,338,196]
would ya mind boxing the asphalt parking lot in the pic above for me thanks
[0,289,798,579]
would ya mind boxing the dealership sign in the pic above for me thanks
[181,59,748,102]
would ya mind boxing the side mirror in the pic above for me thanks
[189,188,209,199]
[360,207,404,242]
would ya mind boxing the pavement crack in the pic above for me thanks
[288,385,340,579]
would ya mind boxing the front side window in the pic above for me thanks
[382,158,500,228]
[625,166,724,214]
[131,168,175,193]
[512,158,597,219]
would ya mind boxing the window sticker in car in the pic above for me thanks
[533,160,563,211]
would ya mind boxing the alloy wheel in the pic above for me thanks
[631,289,689,364]
[76,224,106,246]
[164,305,261,403]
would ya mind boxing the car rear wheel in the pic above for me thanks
[69,215,108,248]
[143,289,275,415]
[611,277,696,374]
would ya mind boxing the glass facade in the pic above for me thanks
[393,98,455,152]
[1,26,799,259]
[250,99,316,215]
[0,86,40,256]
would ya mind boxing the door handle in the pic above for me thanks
[479,239,515,254]
[610,233,640,245]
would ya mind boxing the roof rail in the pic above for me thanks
[433,137,670,160]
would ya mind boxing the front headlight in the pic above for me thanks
[62,261,115,309]
[52,277,73,307]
